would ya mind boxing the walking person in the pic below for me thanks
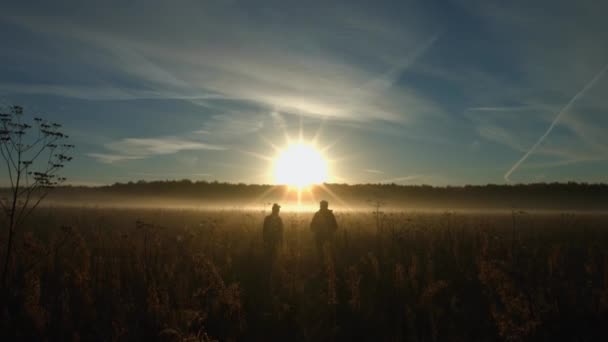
[263,203,284,265]
[262,203,284,299]
[310,200,338,261]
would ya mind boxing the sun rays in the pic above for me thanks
[242,116,349,209]
[274,143,328,188]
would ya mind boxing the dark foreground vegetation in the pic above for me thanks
[2,208,608,341]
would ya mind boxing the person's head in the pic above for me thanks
[320,200,329,210]
[272,203,281,214]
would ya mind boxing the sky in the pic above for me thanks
[1,0,607,186]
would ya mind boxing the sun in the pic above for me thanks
[274,143,328,188]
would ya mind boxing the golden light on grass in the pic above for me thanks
[274,143,328,190]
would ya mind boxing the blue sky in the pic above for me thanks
[1,0,607,185]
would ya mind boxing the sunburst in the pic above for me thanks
[274,143,328,189]
[243,115,349,209]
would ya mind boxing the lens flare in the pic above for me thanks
[274,143,328,188]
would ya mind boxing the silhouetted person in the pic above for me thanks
[310,200,338,261]
[263,203,284,264]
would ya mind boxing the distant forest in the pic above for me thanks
[17,180,608,210]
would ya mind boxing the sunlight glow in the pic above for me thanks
[274,143,328,189]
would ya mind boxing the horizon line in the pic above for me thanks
[3,180,605,189]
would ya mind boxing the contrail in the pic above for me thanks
[504,63,608,181]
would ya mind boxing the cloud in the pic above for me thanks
[62,179,112,187]
[86,153,145,164]
[520,157,607,170]
[3,0,608,185]
[466,65,608,180]
[476,124,525,151]
[107,137,225,155]
[504,63,608,181]
[131,172,212,178]
[0,82,232,101]
[379,175,425,183]
[559,113,608,154]
[2,2,443,124]
[88,136,226,164]
[197,114,265,140]
[364,169,384,174]
[467,106,536,112]
[451,0,608,181]
[474,119,605,162]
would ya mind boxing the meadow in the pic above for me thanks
[2,207,608,341]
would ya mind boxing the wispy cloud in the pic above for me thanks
[374,174,452,185]
[3,3,443,124]
[86,153,145,164]
[476,124,526,151]
[2,0,608,185]
[474,120,605,163]
[0,82,232,101]
[379,174,425,183]
[466,67,608,180]
[107,137,225,155]
[520,156,608,170]
[504,63,608,181]
[364,169,384,174]
[467,106,536,112]
[88,136,226,164]
[197,114,265,141]
[559,113,608,154]
[130,172,212,178]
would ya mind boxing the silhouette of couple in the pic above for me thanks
[263,200,338,262]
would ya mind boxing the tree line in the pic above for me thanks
[15,180,608,210]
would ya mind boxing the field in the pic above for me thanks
[2,207,608,341]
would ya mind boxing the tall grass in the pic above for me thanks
[1,208,608,341]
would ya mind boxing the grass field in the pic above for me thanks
[2,207,608,341]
